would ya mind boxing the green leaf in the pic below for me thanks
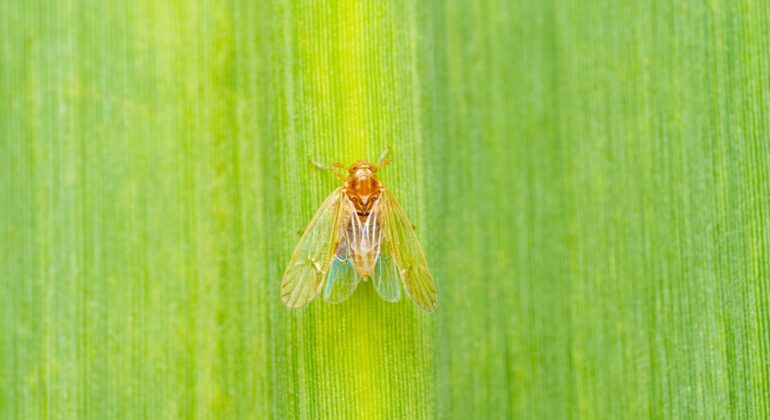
[2,0,769,418]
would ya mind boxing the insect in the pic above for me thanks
[281,150,437,312]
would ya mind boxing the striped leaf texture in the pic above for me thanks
[1,0,769,418]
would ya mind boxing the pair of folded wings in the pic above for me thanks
[281,187,437,312]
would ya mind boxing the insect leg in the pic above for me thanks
[376,148,391,169]
[310,160,346,180]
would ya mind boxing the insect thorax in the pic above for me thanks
[345,169,381,216]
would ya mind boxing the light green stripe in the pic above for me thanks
[268,1,434,418]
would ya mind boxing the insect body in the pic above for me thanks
[281,151,437,311]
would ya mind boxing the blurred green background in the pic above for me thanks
[2,0,769,418]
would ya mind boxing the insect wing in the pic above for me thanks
[345,198,383,277]
[323,228,362,303]
[381,189,437,311]
[373,233,402,302]
[281,187,344,308]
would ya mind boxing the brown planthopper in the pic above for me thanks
[281,150,437,312]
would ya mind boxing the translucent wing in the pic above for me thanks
[381,189,437,311]
[346,198,383,277]
[281,187,344,308]
[373,234,402,302]
[323,236,362,303]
